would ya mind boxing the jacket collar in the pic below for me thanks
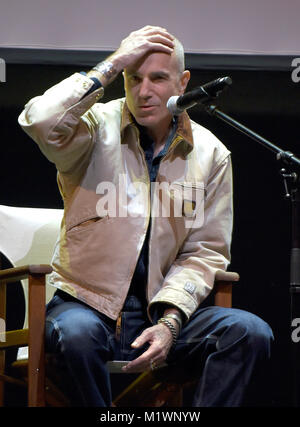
[120,100,194,153]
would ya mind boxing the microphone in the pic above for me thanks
[167,76,232,115]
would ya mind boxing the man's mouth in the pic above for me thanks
[138,105,158,114]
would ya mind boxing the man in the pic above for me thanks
[18,26,273,406]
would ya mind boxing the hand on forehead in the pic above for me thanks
[115,25,176,71]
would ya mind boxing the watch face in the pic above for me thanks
[94,61,116,80]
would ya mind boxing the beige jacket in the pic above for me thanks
[18,72,233,323]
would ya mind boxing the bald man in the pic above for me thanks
[19,26,273,407]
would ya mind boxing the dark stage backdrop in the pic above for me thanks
[0,55,299,406]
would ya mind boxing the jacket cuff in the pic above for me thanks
[79,71,102,98]
[148,302,183,325]
[148,286,197,324]
[68,73,104,116]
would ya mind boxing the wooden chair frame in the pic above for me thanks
[0,265,52,406]
[0,262,238,407]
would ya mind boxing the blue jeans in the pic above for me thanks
[45,292,273,407]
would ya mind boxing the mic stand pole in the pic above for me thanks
[205,103,300,407]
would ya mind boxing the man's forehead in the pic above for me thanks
[125,68,171,78]
[125,51,177,75]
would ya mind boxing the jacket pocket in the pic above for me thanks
[170,181,205,228]
[66,215,109,234]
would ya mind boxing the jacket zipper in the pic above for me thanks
[115,311,122,341]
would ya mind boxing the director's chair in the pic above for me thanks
[0,204,238,406]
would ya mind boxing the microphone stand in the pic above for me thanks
[204,102,300,407]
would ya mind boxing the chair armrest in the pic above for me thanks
[0,265,53,283]
[215,270,239,282]
[214,270,239,308]
[0,264,51,406]
[0,329,29,350]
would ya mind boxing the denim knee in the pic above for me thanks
[46,302,111,358]
[217,308,274,359]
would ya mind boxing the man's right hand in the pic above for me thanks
[111,25,175,72]
[87,26,175,87]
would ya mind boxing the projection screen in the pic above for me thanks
[0,0,299,68]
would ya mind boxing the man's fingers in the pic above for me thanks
[131,328,152,348]
[129,26,174,50]
[137,25,173,38]
[147,35,175,49]
[131,327,157,348]
[122,324,174,373]
[114,26,175,70]
[122,345,161,373]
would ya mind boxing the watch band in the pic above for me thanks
[92,61,117,81]
[164,313,182,332]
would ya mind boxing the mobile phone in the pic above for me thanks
[106,360,128,373]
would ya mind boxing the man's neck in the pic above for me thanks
[145,121,173,157]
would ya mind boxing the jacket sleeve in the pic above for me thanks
[148,153,233,323]
[18,72,104,174]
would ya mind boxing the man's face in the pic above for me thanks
[124,52,190,133]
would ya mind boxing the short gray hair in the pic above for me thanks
[173,37,185,74]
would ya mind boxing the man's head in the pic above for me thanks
[123,35,190,138]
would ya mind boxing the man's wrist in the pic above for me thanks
[163,307,182,328]
[92,61,115,78]
[87,57,120,87]
[164,312,182,333]
[157,317,178,348]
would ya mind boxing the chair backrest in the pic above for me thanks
[0,205,63,328]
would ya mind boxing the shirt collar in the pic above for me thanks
[120,100,194,153]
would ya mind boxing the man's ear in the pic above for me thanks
[179,70,190,94]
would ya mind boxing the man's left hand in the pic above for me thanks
[122,322,176,373]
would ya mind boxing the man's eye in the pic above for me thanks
[153,75,167,82]
[130,76,140,83]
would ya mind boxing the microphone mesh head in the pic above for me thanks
[166,96,181,115]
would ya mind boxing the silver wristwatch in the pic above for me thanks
[92,61,116,81]
[164,312,182,332]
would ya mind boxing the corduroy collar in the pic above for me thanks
[120,100,194,153]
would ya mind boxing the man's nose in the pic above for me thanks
[139,78,152,98]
